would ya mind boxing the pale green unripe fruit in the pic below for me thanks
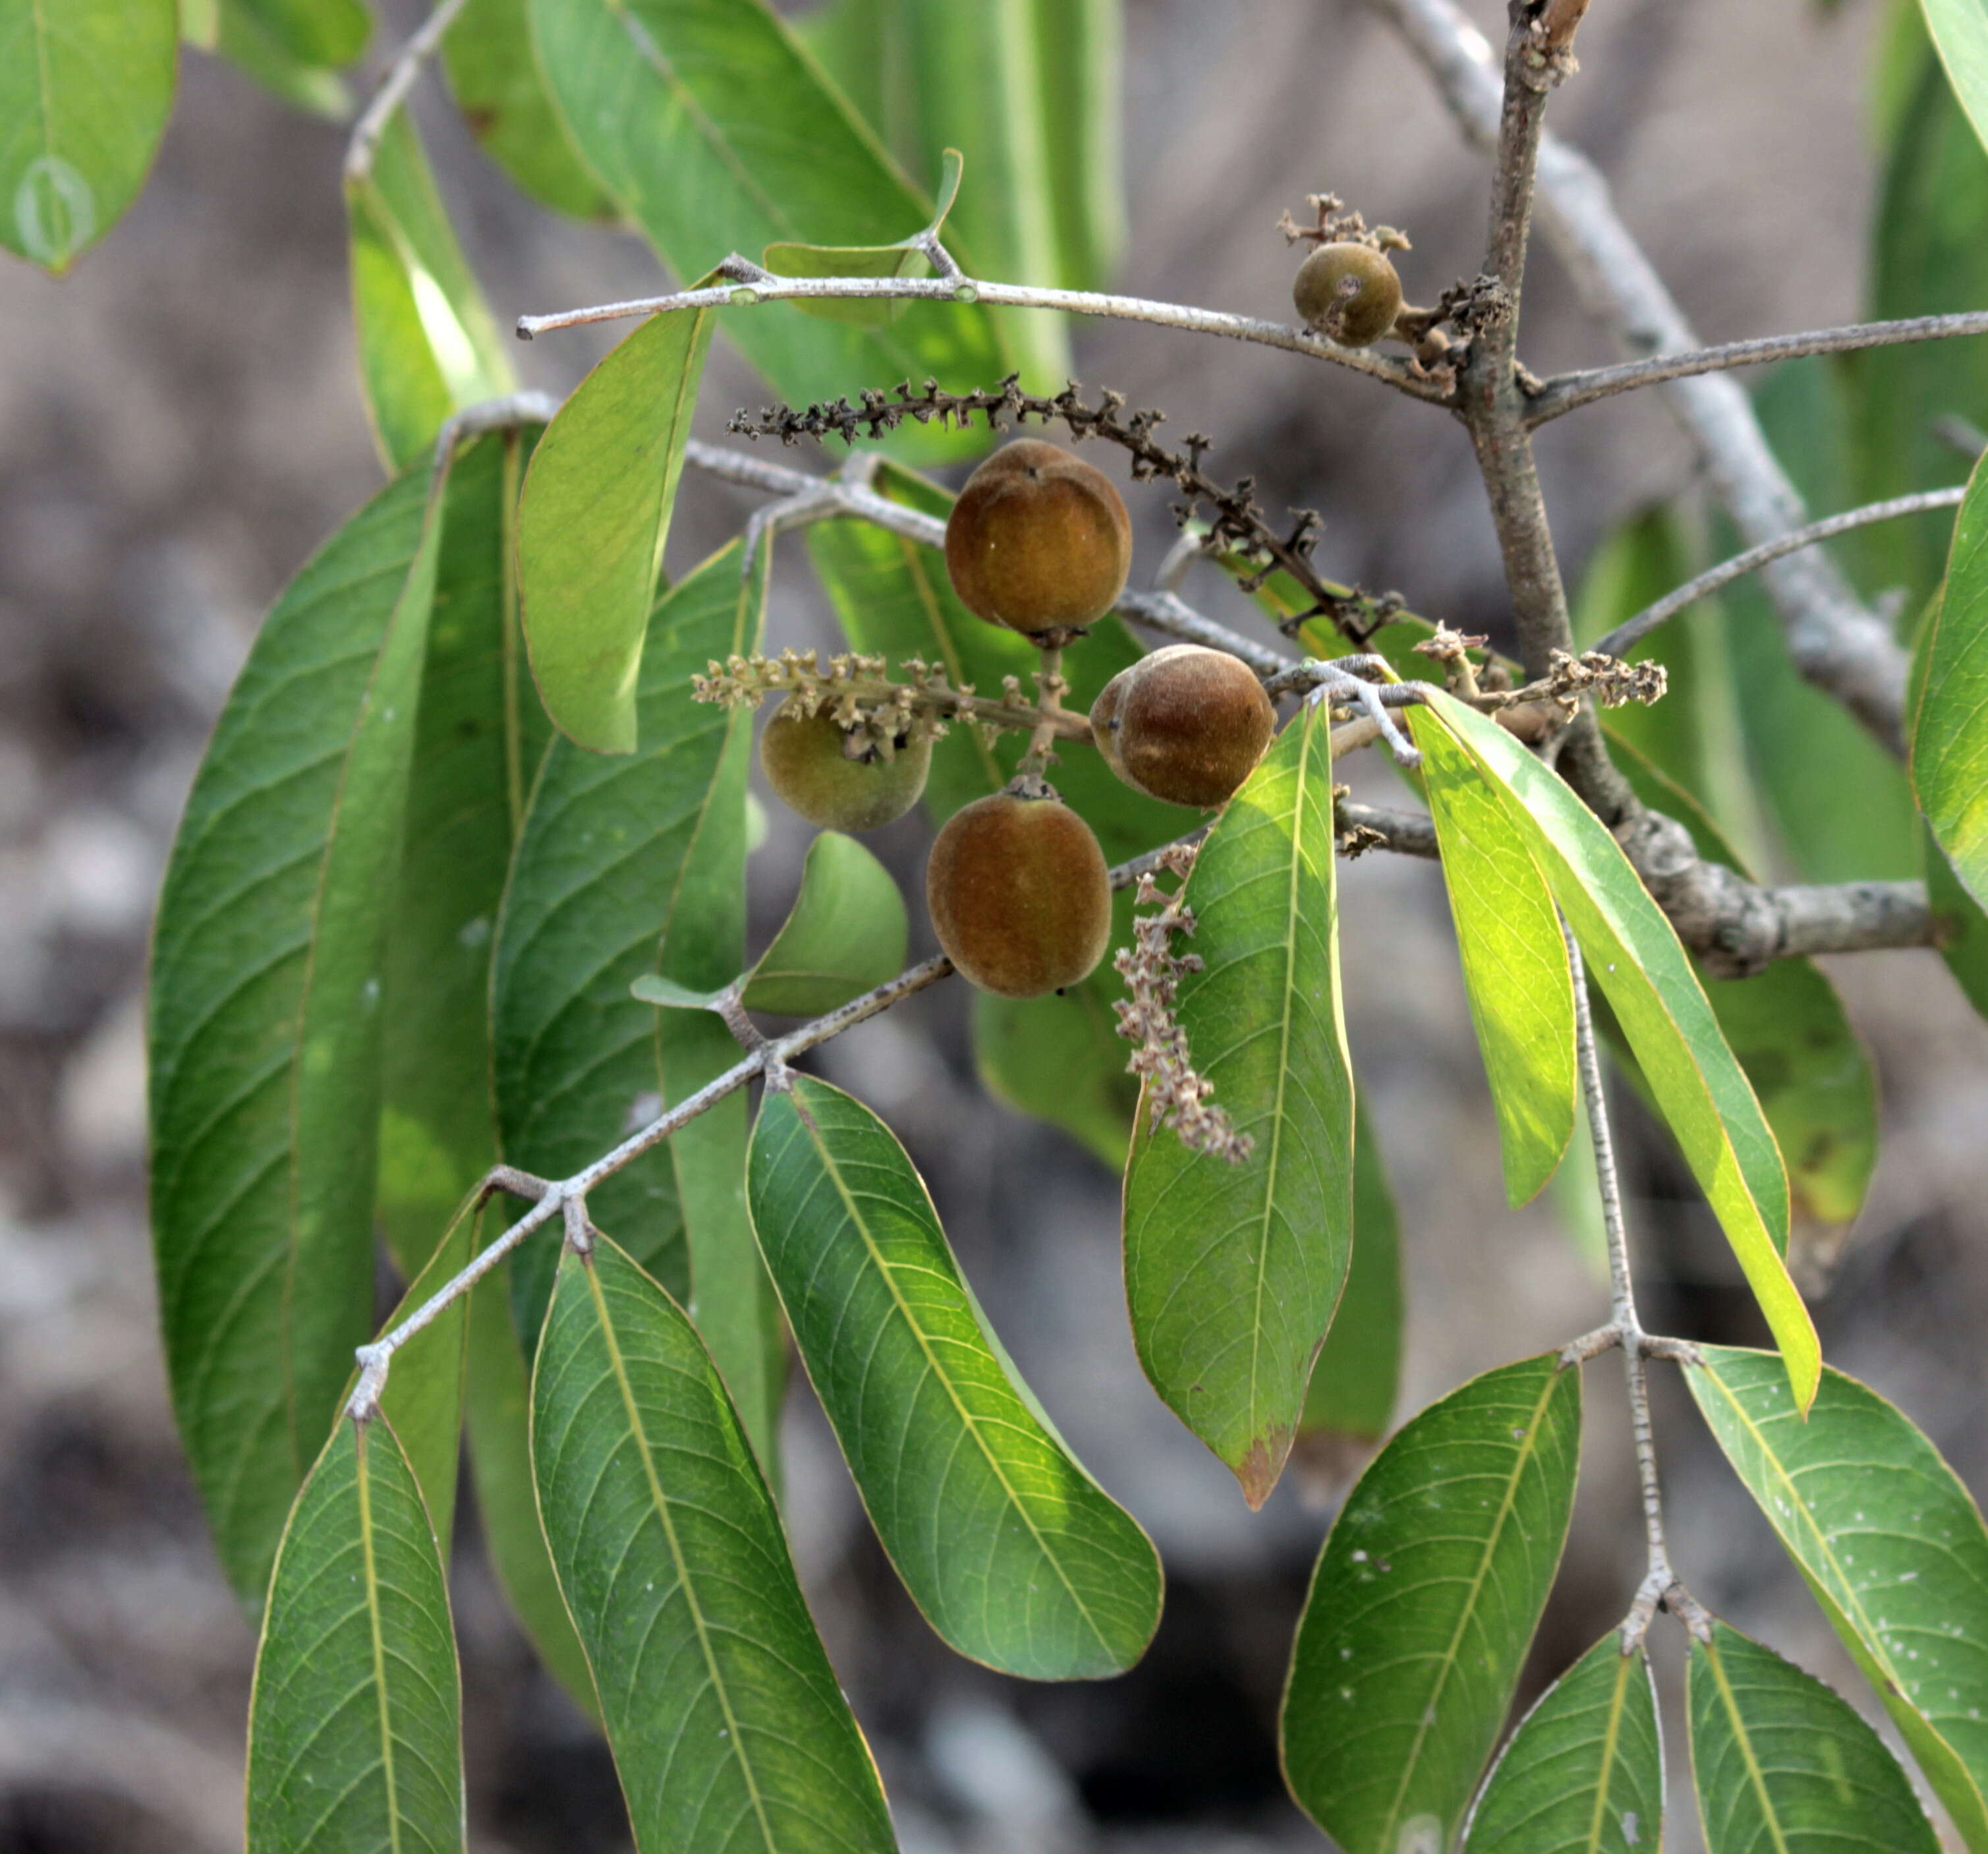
[760,708,932,833]
[1292,243,1402,347]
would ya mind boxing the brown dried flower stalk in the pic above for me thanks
[1114,846,1254,1165]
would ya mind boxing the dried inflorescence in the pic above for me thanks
[1540,648,1669,710]
[1114,846,1253,1165]
[726,375,1398,645]
[693,649,1037,752]
[1276,192,1411,256]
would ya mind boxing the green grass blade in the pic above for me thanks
[1123,704,1355,1506]
[1282,1353,1583,1853]
[747,1076,1162,1679]
[530,1236,897,1853]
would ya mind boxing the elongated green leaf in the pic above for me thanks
[1123,705,1354,1506]
[748,1076,1161,1679]
[1690,1619,1940,1854]
[495,544,768,1379]
[463,1263,598,1718]
[741,831,907,1016]
[517,302,716,753]
[348,109,515,473]
[1032,0,1125,290]
[442,0,616,221]
[1927,819,1988,1019]
[805,459,1192,1162]
[234,0,367,67]
[246,1416,463,1854]
[1463,1633,1662,1854]
[1409,708,1576,1205]
[530,1236,897,1853]
[1688,1346,1988,1849]
[1606,733,1878,1229]
[1919,0,1988,190]
[151,466,443,1606]
[1,0,178,272]
[528,0,1008,425]
[1425,691,1817,1410]
[209,0,351,117]
[1281,1353,1583,1853]
[1912,450,1988,910]
[1298,1107,1402,1448]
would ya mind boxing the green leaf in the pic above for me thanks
[233,0,368,67]
[1462,1633,1662,1854]
[805,458,1193,1162]
[1926,819,1988,1018]
[740,831,908,1016]
[463,1262,598,1719]
[530,1236,897,1853]
[528,0,1009,428]
[1123,705,1355,1506]
[516,302,717,754]
[208,0,351,117]
[1920,0,1988,171]
[761,146,963,329]
[494,544,769,1384]
[1031,0,1126,291]
[442,0,617,221]
[347,109,516,473]
[1912,450,1988,911]
[1425,691,1817,1411]
[1281,1353,1583,1853]
[1689,1345,1988,1847]
[150,465,443,1606]
[1689,1619,1941,1854]
[1605,732,1878,1229]
[1409,707,1576,1206]
[246,1416,464,1854]
[747,1076,1162,1679]
[0,0,178,272]
[1298,1107,1403,1447]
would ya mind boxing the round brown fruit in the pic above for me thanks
[944,439,1133,639]
[926,792,1112,999]
[760,707,932,833]
[1091,644,1276,809]
[1292,242,1403,348]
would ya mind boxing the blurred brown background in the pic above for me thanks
[3,0,1986,1847]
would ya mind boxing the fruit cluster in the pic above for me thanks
[753,440,1282,999]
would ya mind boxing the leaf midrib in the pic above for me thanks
[1701,1635,1794,1854]
[355,1424,407,1854]
[1582,1651,1635,1854]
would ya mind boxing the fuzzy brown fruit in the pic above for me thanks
[760,707,932,833]
[926,792,1112,999]
[1292,242,1403,348]
[1091,645,1277,809]
[943,439,1133,639]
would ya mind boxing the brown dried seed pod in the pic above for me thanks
[925,791,1112,998]
[1292,242,1403,348]
[1091,645,1277,809]
[943,438,1133,639]
[760,707,932,833]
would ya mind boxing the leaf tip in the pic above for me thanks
[1234,1424,1294,1510]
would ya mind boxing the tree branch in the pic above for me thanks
[1529,310,1988,424]
[515,259,1451,405]
[1593,486,1967,660]
[344,0,472,184]
[1372,0,1914,757]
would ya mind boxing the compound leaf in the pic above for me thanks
[530,1236,897,1853]
[1123,703,1355,1507]
[1282,1352,1583,1853]
[747,1076,1161,1679]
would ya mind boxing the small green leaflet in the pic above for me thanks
[633,830,909,1020]
[150,464,443,1607]
[1423,691,1817,1412]
[1409,707,1576,1205]
[347,108,516,472]
[246,1416,464,1854]
[516,301,716,753]
[1912,449,1988,912]
[1462,1633,1662,1854]
[1689,1619,1940,1853]
[0,0,178,271]
[747,1076,1162,1679]
[1920,0,1988,159]
[530,1237,897,1853]
[1281,1353,1582,1854]
[1123,705,1355,1507]
[442,0,617,222]
[208,0,351,117]
[1688,1346,1988,1849]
